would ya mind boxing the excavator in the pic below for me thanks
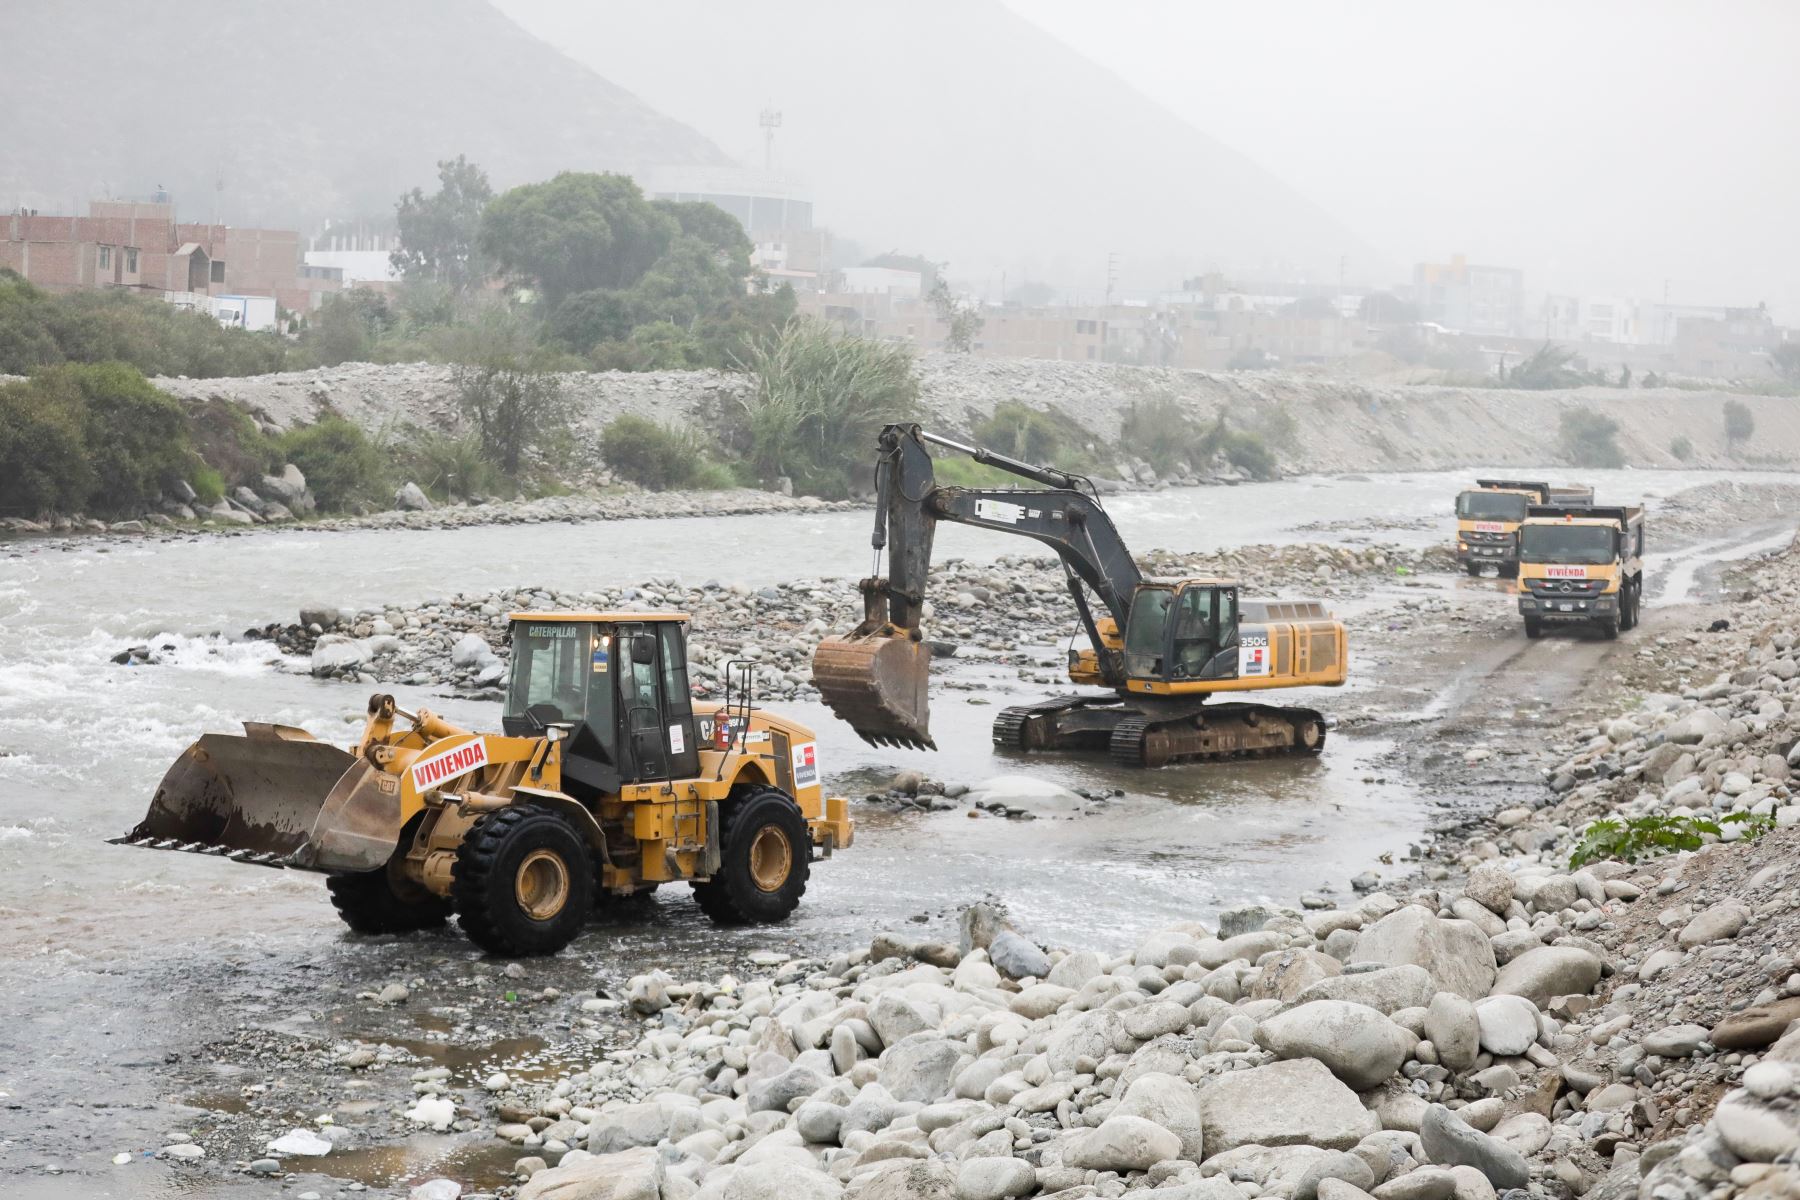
[811,424,1347,768]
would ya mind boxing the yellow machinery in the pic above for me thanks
[811,424,1347,768]
[1517,506,1645,639]
[1454,478,1594,576]
[116,613,853,956]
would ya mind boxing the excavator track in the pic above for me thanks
[1106,703,1330,767]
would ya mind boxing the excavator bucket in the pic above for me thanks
[811,631,936,750]
[111,724,360,867]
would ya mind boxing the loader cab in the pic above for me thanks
[1122,580,1241,684]
[502,613,701,800]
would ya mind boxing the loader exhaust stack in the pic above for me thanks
[810,578,936,750]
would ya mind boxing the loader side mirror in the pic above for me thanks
[631,635,657,666]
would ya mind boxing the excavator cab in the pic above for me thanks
[1123,582,1241,684]
[500,614,702,797]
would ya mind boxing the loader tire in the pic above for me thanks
[692,787,810,927]
[451,806,592,957]
[326,868,450,935]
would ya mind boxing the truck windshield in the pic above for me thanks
[1124,588,1174,677]
[506,622,593,724]
[1521,524,1616,564]
[1456,491,1528,521]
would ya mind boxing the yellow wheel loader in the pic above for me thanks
[115,612,853,957]
[811,424,1348,768]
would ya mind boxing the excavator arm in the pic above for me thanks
[812,423,1143,749]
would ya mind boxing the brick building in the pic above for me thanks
[1,199,333,315]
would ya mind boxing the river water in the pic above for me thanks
[0,465,1790,962]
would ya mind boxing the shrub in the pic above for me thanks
[729,319,919,497]
[974,402,1076,465]
[1120,397,1196,475]
[600,415,728,491]
[1559,409,1625,468]
[0,377,91,516]
[1506,343,1588,390]
[278,418,387,511]
[1669,434,1695,462]
[409,432,502,500]
[58,363,194,514]
[1570,812,1773,868]
[190,465,225,505]
[185,398,280,489]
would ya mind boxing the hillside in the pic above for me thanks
[496,0,1384,288]
[0,0,727,228]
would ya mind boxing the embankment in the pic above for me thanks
[154,355,1800,477]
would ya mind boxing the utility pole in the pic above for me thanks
[1105,251,1118,306]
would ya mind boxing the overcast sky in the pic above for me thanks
[1007,0,1800,313]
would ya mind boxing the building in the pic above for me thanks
[1412,255,1524,336]
[838,267,923,299]
[1,197,336,320]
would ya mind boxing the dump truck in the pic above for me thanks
[115,612,853,956]
[810,424,1347,767]
[1516,505,1645,639]
[1455,479,1594,575]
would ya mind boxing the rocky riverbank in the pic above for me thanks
[415,544,1800,1200]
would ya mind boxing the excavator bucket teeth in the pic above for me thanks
[117,727,359,862]
[811,633,936,751]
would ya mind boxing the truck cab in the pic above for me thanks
[1455,479,1594,576]
[1516,507,1645,639]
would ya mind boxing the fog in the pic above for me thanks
[499,0,1800,311]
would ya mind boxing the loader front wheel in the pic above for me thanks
[692,787,810,926]
[452,806,592,957]
[326,866,450,935]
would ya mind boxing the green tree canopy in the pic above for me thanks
[391,155,494,293]
[480,172,676,304]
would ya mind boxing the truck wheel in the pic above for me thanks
[1523,617,1543,639]
[1599,617,1620,640]
[451,806,593,957]
[326,866,449,934]
[692,787,810,926]
[1464,562,1481,577]
[1623,582,1640,630]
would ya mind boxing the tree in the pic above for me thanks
[447,311,574,477]
[927,280,983,353]
[1724,399,1755,452]
[1773,344,1800,386]
[1008,280,1055,308]
[391,155,494,293]
[302,290,394,366]
[1282,296,1338,319]
[480,172,675,305]
[651,199,752,282]
[1508,342,1588,390]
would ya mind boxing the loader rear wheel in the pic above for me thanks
[692,787,810,926]
[326,866,449,935]
[451,806,592,957]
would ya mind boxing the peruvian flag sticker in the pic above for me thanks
[792,741,819,788]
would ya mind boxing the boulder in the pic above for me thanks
[987,931,1051,981]
[858,1161,956,1200]
[1677,904,1749,947]
[1641,1024,1709,1058]
[1418,1105,1528,1189]
[746,1064,828,1113]
[1424,992,1480,1072]
[1472,996,1539,1056]
[1463,864,1513,916]
[1710,998,1800,1050]
[1664,708,1726,745]
[1295,965,1436,1014]
[725,1160,843,1200]
[520,1146,663,1200]
[450,632,497,669]
[1253,949,1344,1002]
[1201,1058,1381,1155]
[1115,1071,1205,1162]
[1713,1092,1800,1163]
[955,1156,1036,1200]
[881,1038,962,1103]
[1255,1000,1415,1091]
[586,1103,672,1154]
[1064,1114,1182,1173]
[310,635,372,676]
[1489,945,1602,1007]
[1352,908,1496,1001]
[395,481,434,511]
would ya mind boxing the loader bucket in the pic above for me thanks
[112,724,359,867]
[811,632,937,750]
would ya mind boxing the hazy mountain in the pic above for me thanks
[497,0,1384,293]
[0,0,727,229]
